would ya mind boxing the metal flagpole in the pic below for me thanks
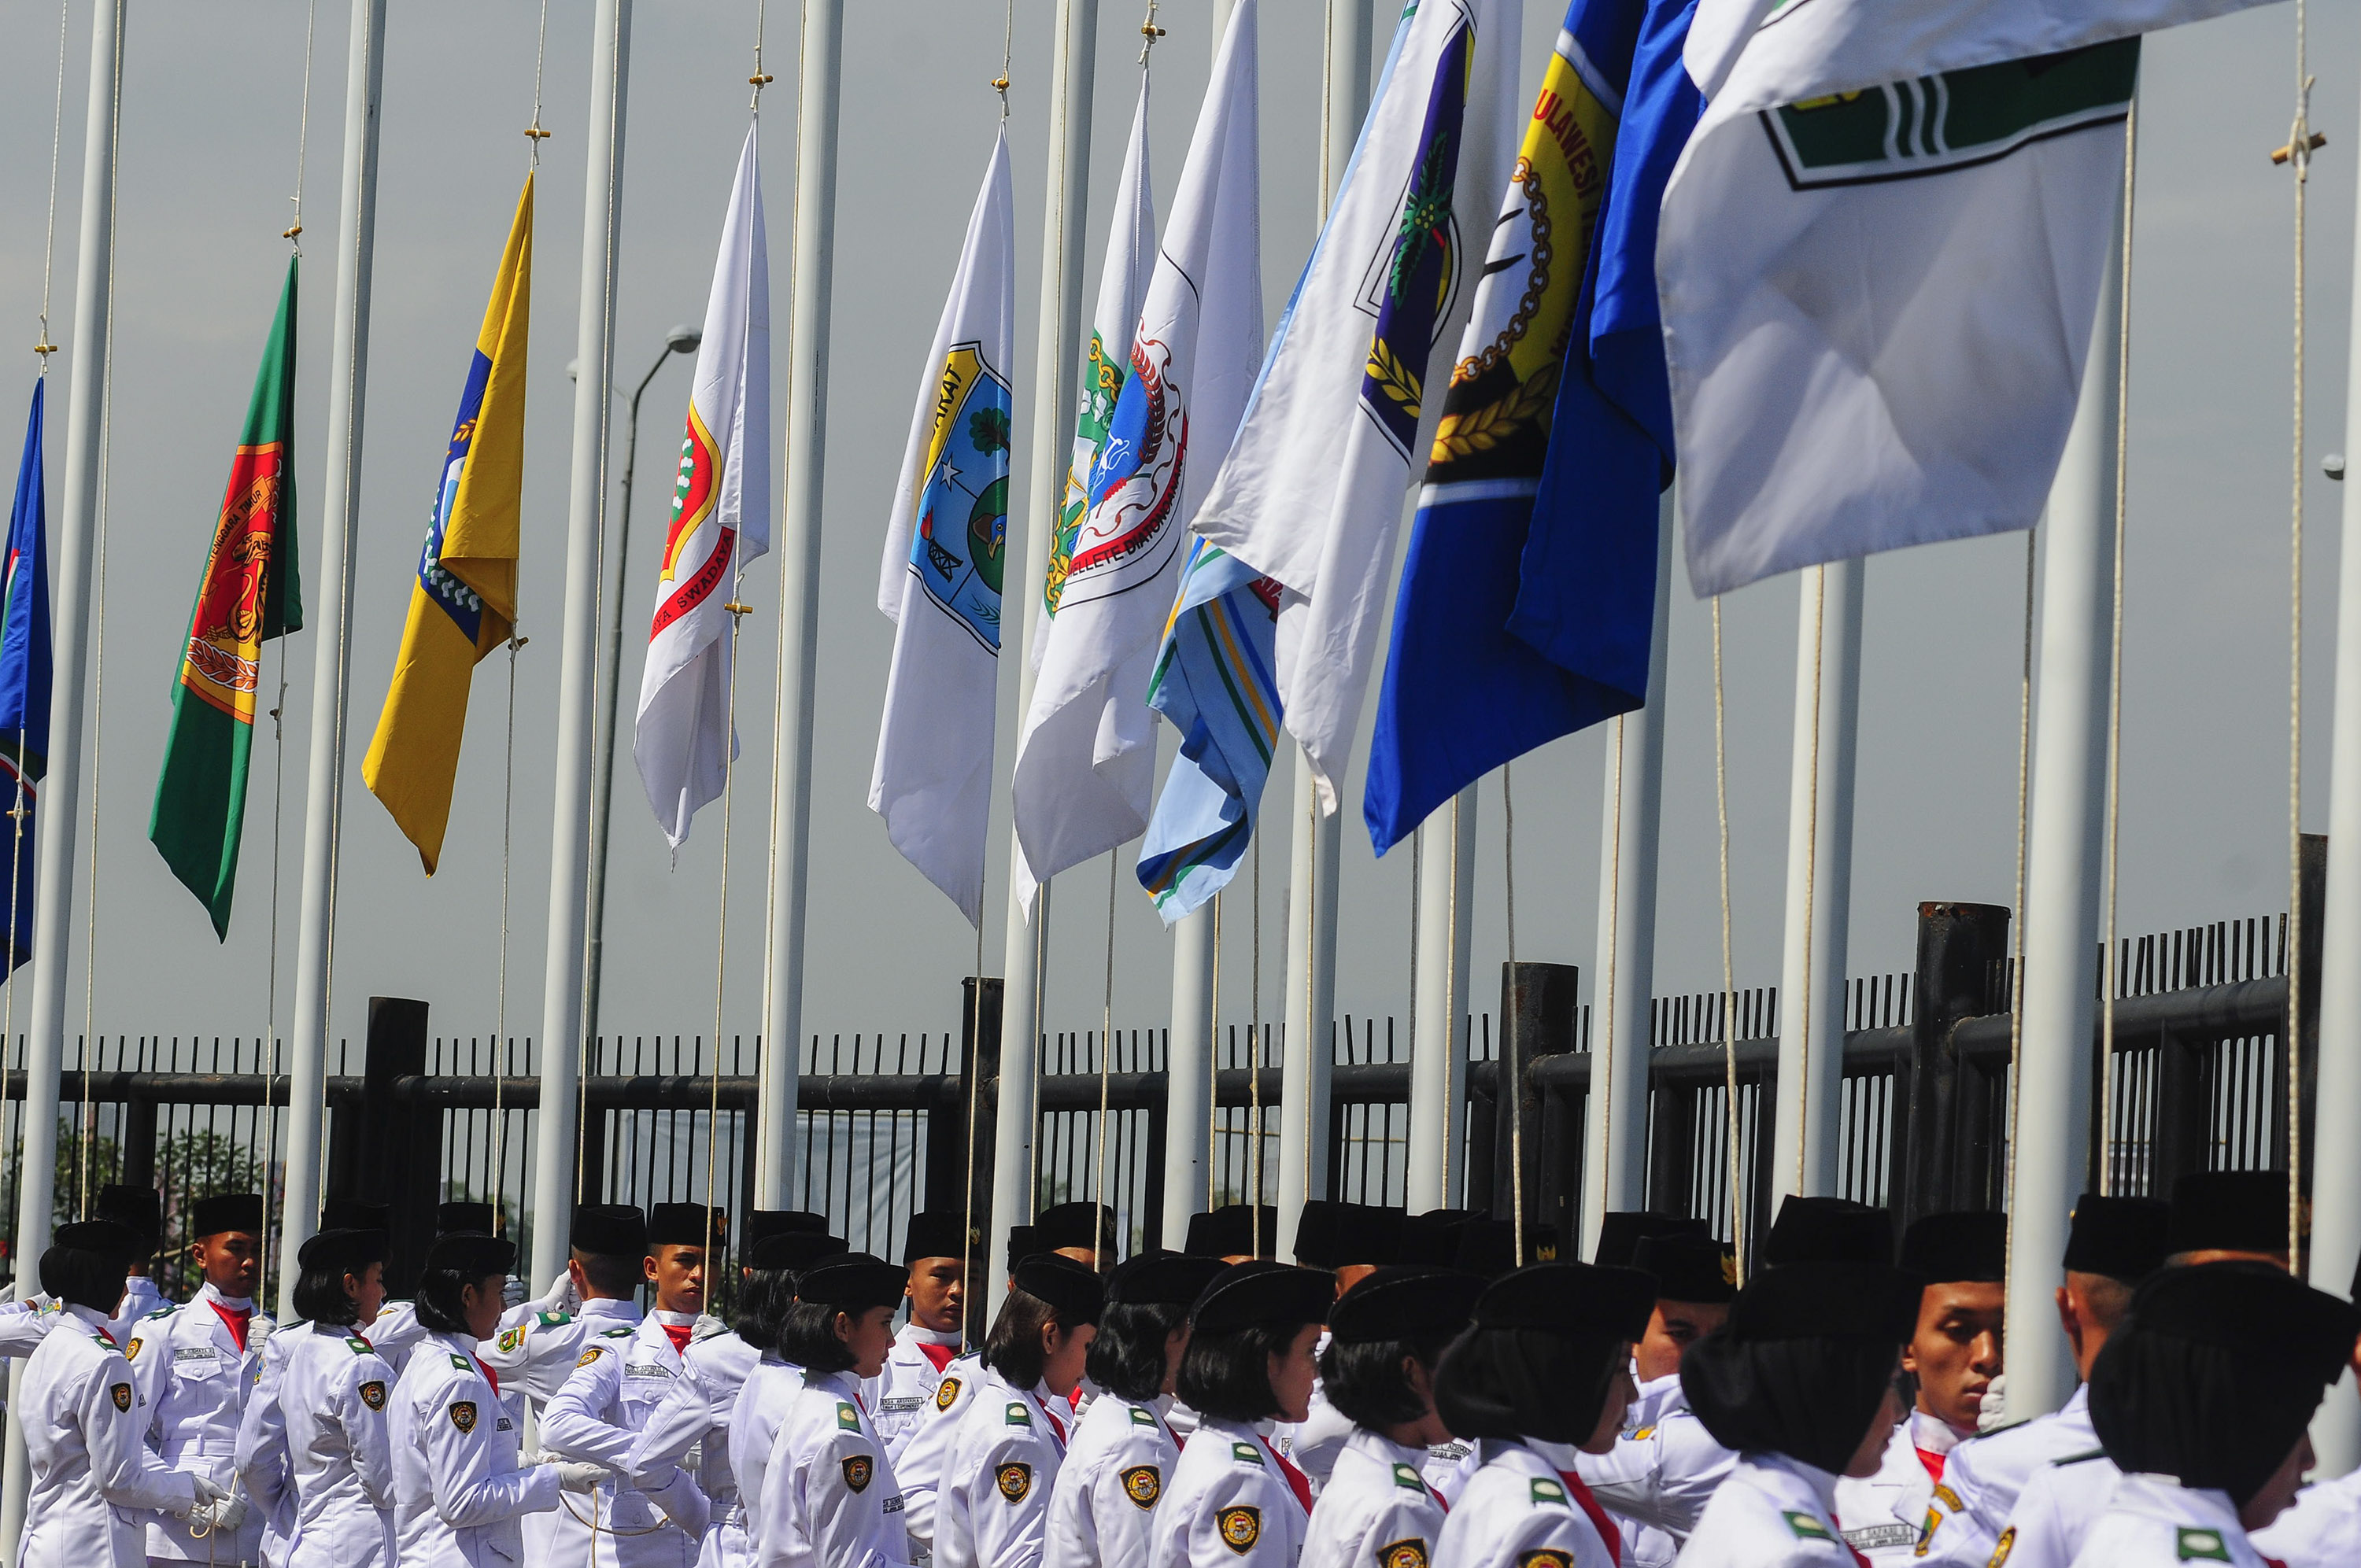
[1273,0,1369,1252]
[2004,175,2126,1422]
[1769,558,1862,1207]
[279,0,387,1318]
[1578,493,1673,1256]
[755,0,843,1209]
[529,0,631,1285]
[1405,788,1474,1208]
[2,0,123,1550]
[987,0,1099,1322]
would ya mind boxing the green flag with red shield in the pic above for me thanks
[150,255,304,938]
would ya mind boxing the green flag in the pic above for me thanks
[150,256,303,938]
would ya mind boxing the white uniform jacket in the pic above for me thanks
[937,1369,1067,1568]
[0,1297,61,1362]
[107,1278,170,1352]
[1831,1409,1965,1563]
[1676,1451,1863,1568]
[1145,1415,1309,1568]
[1432,1438,1614,1568]
[758,1368,911,1568]
[1043,1392,1180,1568]
[124,1282,276,1564]
[233,1319,302,1568]
[684,1329,763,1568]
[475,1296,645,1403]
[899,1352,985,1552]
[870,1326,966,1463]
[1269,1386,1353,1495]
[1991,1448,2121,1568]
[1576,1371,1735,1567]
[1301,1428,1443,1568]
[389,1331,558,1568]
[2252,1466,2361,1566]
[265,1323,395,1568]
[541,1311,709,1568]
[1916,1385,2097,1568]
[17,1304,197,1568]
[726,1358,807,1563]
[1417,1441,1474,1505]
[2067,1472,2270,1568]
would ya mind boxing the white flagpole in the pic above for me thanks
[1406,788,1474,1208]
[1578,494,1673,1256]
[2004,176,2126,1422]
[1273,0,1370,1251]
[988,0,1099,1321]
[279,0,388,1317]
[2,0,124,1550]
[1769,558,1861,1207]
[530,0,631,1286]
[755,0,844,1211]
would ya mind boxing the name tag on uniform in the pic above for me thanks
[1842,1524,1918,1551]
[174,1346,218,1363]
[881,1396,925,1413]
[625,1364,674,1380]
[883,1495,906,1515]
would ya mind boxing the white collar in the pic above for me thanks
[1345,1426,1429,1470]
[580,1296,644,1323]
[652,1308,700,1326]
[899,1320,964,1345]
[197,1282,256,1313]
[65,1303,112,1332]
[1909,1408,1971,1456]
[1749,1450,1846,1515]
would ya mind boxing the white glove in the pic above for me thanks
[532,1268,579,1318]
[176,1474,230,1519]
[201,1495,251,1534]
[552,1462,609,1495]
[502,1275,527,1309]
[1976,1374,2009,1433]
[634,1466,712,1535]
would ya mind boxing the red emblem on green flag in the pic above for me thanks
[150,255,304,938]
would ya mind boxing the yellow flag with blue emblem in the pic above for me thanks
[363,175,531,872]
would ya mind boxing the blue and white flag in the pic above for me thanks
[0,382,51,969]
[870,131,1016,926]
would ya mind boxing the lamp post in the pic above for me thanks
[583,324,701,1050]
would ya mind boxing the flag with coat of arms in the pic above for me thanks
[0,379,50,968]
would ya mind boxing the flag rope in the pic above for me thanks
[1792,568,1824,1201]
[2001,529,2034,1280]
[527,0,553,158]
[1598,718,1626,1260]
[995,0,1014,114]
[704,603,755,1297]
[1092,848,1118,1266]
[1711,598,1746,1284]
[2283,0,2314,1267]
[493,636,527,1231]
[1503,769,1520,1262]
[1207,895,1220,1209]
[2099,105,2138,1196]
[286,0,319,245]
[33,0,68,363]
[1249,829,1263,1245]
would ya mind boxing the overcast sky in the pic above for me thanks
[0,0,2348,1074]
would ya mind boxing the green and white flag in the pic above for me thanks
[1661,0,2271,596]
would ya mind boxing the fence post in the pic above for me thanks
[2277,835,2327,1184]
[121,1098,157,1194]
[1900,903,2011,1227]
[1491,962,1580,1261]
[940,977,1002,1341]
[338,998,436,1294]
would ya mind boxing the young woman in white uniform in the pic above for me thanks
[253,1227,398,1568]
[762,1253,915,1568]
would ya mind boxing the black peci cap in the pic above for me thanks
[1327,1266,1484,1344]
[1014,1253,1105,1326]
[2062,1194,2171,1284]
[297,1227,388,1274]
[1035,1202,1120,1260]
[1473,1263,1655,1341]
[796,1253,909,1313]
[437,1202,497,1238]
[648,1204,726,1249]
[903,1211,970,1267]
[1398,1210,1481,1267]
[745,1211,829,1249]
[2167,1171,2293,1257]
[1633,1234,1738,1304]
[426,1230,517,1279]
[1184,1205,1277,1260]
[321,1199,390,1234]
[1898,1212,2008,1285]
[95,1186,161,1243]
[1107,1251,1229,1307]
[570,1205,648,1258]
[1724,1261,1921,1343]
[1594,1212,1709,1268]
[53,1219,136,1259]
[1763,1197,1893,1267]
[1006,1224,1041,1274]
[749,1231,848,1275]
[1190,1260,1334,1334]
[191,1194,265,1238]
[1453,1219,1520,1279]
[1292,1201,1404,1269]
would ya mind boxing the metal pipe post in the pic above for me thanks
[1162,906,1214,1244]
[987,0,1098,1319]
[1579,493,1673,1256]
[2004,179,2125,1422]
[756,0,844,1209]
[279,0,387,1319]
[529,0,631,1285]
[1406,788,1476,1208]
[3,0,124,1549]
[1770,558,1862,1206]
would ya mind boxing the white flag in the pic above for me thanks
[1663,0,2268,597]
[635,124,770,847]
[870,131,1017,926]
[1186,0,1520,814]
[1011,1,1264,906]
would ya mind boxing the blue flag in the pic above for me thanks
[0,382,53,969]
[1365,0,1704,853]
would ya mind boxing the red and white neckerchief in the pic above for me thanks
[208,1295,255,1353]
[1254,1432,1314,1515]
[1556,1470,1621,1567]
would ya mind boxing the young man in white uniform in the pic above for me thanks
[870,1213,971,1461]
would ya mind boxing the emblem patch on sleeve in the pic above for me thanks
[496,1326,527,1354]
[449,1400,478,1433]
[1380,1540,1428,1568]
[360,1381,387,1412]
[1217,1506,1261,1554]
[124,1338,142,1362]
[1513,1553,1568,1568]
[843,1455,874,1493]
[577,1348,604,1368]
[2174,1529,2230,1563]
[937,1377,963,1411]
[1986,1527,2016,1568]
[109,1382,131,1412]
[1783,1512,1834,1543]
[996,1463,1033,1503]
[1120,1465,1161,1509]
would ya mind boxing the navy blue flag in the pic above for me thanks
[1365,0,1704,852]
[0,382,52,969]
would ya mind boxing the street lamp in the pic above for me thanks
[584,324,701,1052]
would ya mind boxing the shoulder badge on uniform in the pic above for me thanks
[143,1305,172,1321]
[449,1400,478,1433]
[1120,1465,1161,1509]
[576,1348,604,1368]
[538,1311,572,1327]
[1379,1540,1428,1568]
[837,1400,861,1432]
[346,1337,372,1355]
[496,1326,528,1354]
[1130,1405,1157,1427]
[1513,1552,1568,1568]
[360,1380,387,1411]
[124,1337,142,1361]
[1004,1400,1032,1426]
[2050,1448,2107,1467]
[2174,1529,2230,1563]
[1528,1478,1568,1509]
[1986,1526,2016,1568]
[937,1377,963,1411]
[449,1354,473,1373]
[1230,1441,1263,1467]
[843,1455,874,1493]
[1782,1512,1834,1543]
[1391,1463,1424,1492]
[996,1462,1033,1503]
[1625,1426,1654,1442]
[109,1382,131,1412]
[1217,1506,1261,1554]
[602,1326,634,1338]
